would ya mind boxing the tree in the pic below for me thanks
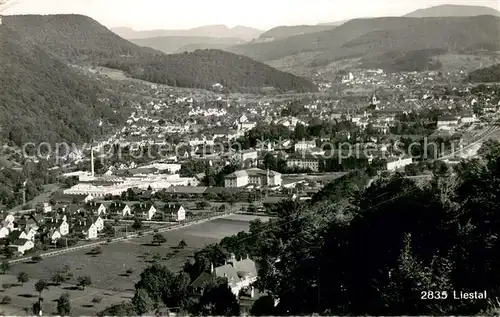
[190,277,240,316]
[103,222,115,237]
[77,276,92,290]
[134,263,192,311]
[132,218,143,230]
[98,302,136,317]
[132,288,155,315]
[178,239,187,249]
[0,260,10,274]
[31,255,43,262]
[56,293,71,316]
[152,253,162,262]
[35,280,48,299]
[17,271,29,284]
[196,201,210,210]
[250,295,276,316]
[91,246,103,255]
[52,273,66,285]
[152,233,167,246]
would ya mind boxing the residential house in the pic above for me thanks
[163,203,186,222]
[9,239,34,255]
[19,227,37,241]
[190,253,258,298]
[225,168,282,188]
[133,203,157,220]
[45,218,69,243]
[73,220,98,240]
[2,214,15,229]
[108,201,133,217]
[86,202,107,216]
[42,202,52,213]
[0,226,10,239]
[84,194,95,203]
[89,216,104,232]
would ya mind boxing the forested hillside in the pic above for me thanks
[0,23,127,146]
[468,64,500,82]
[103,49,317,92]
[3,15,315,92]
[227,16,500,72]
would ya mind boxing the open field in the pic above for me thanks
[0,275,133,316]
[7,215,271,296]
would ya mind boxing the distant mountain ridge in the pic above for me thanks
[225,15,500,73]
[259,25,336,40]
[111,24,263,41]
[130,36,245,54]
[405,4,500,17]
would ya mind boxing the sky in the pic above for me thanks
[2,0,499,30]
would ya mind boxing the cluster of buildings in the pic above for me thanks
[0,195,186,255]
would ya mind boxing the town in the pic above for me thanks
[0,1,500,316]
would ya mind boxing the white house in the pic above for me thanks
[74,221,98,240]
[50,229,62,243]
[19,227,37,241]
[42,202,52,213]
[164,204,185,222]
[2,214,15,229]
[134,203,157,220]
[84,194,95,203]
[96,203,107,216]
[190,253,258,298]
[0,226,10,239]
[9,239,35,255]
[122,204,132,217]
[83,223,98,240]
[92,216,104,232]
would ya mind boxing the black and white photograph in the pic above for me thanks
[0,0,499,315]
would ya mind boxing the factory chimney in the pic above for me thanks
[90,145,95,178]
